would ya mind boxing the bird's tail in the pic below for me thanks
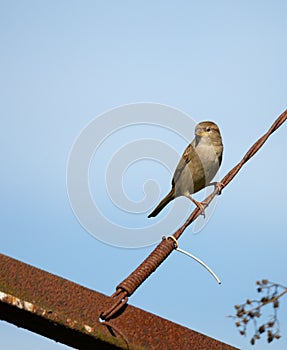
[148,188,175,218]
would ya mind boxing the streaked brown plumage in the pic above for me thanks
[148,121,223,218]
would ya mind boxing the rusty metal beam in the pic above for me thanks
[0,253,238,349]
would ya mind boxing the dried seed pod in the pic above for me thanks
[237,310,244,317]
[268,335,274,343]
[243,318,248,324]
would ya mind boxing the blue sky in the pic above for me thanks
[1,1,287,349]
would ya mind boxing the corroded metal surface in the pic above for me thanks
[0,253,238,349]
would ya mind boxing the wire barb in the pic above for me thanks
[100,109,287,321]
[164,236,221,284]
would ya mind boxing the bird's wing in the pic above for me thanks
[172,142,195,186]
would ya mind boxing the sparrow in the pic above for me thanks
[148,121,223,218]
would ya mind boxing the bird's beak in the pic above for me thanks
[195,128,205,137]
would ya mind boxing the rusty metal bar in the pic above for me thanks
[0,253,238,350]
[101,109,287,320]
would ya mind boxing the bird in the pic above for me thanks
[148,121,223,218]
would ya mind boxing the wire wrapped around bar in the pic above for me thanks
[101,109,287,321]
[100,238,175,320]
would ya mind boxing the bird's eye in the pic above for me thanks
[206,127,211,132]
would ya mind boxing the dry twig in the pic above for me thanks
[229,279,287,345]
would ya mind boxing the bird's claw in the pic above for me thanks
[189,197,207,218]
[215,182,224,195]
[197,201,207,218]
[209,181,225,195]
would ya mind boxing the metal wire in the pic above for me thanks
[101,109,287,321]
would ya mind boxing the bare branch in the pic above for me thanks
[229,279,287,345]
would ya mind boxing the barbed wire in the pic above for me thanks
[101,109,287,321]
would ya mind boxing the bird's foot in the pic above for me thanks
[189,197,207,218]
[209,181,225,195]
